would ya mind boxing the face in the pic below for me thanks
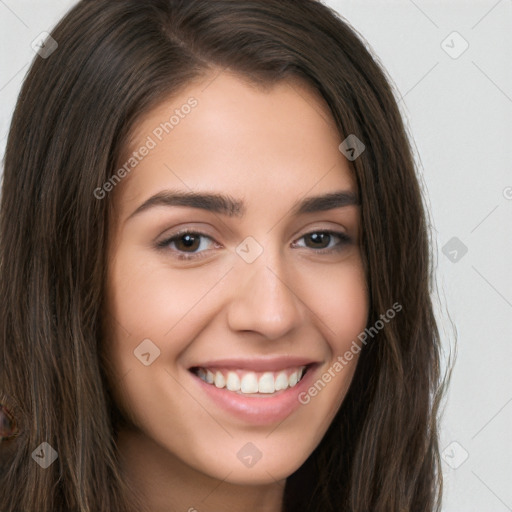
[103,70,369,486]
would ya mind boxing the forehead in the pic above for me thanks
[112,70,356,218]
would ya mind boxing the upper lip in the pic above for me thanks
[188,356,320,372]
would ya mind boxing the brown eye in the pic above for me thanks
[304,232,332,249]
[174,233,201,252]
[293,230,351,252]
[156,230,219,261]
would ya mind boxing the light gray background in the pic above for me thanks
[1,1,511,511]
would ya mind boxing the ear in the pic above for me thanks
[0,403,18,440]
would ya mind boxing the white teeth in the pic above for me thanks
[226,371,241,391]
[195,366,307,394]
[214,371,225,388]
[240,373,259,393]
[258,372,275,393]
[274,371,289,391]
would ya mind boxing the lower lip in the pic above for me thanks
[188,365,318,425]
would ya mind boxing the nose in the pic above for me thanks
[226,249,305,340]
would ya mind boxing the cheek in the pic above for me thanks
[299,256,369,349]
[103,248,234,397]
[106,250,227,341]
[288,257,368,410]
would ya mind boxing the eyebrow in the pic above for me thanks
[126,188,359,222]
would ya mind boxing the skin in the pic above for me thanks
[103,70,369,512]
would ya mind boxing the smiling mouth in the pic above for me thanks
[189,365,311,395]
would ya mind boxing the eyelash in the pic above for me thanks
[156,229,352,261]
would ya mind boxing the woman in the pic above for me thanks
[0,1,449,510]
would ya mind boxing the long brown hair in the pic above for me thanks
[0,1,450,510]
